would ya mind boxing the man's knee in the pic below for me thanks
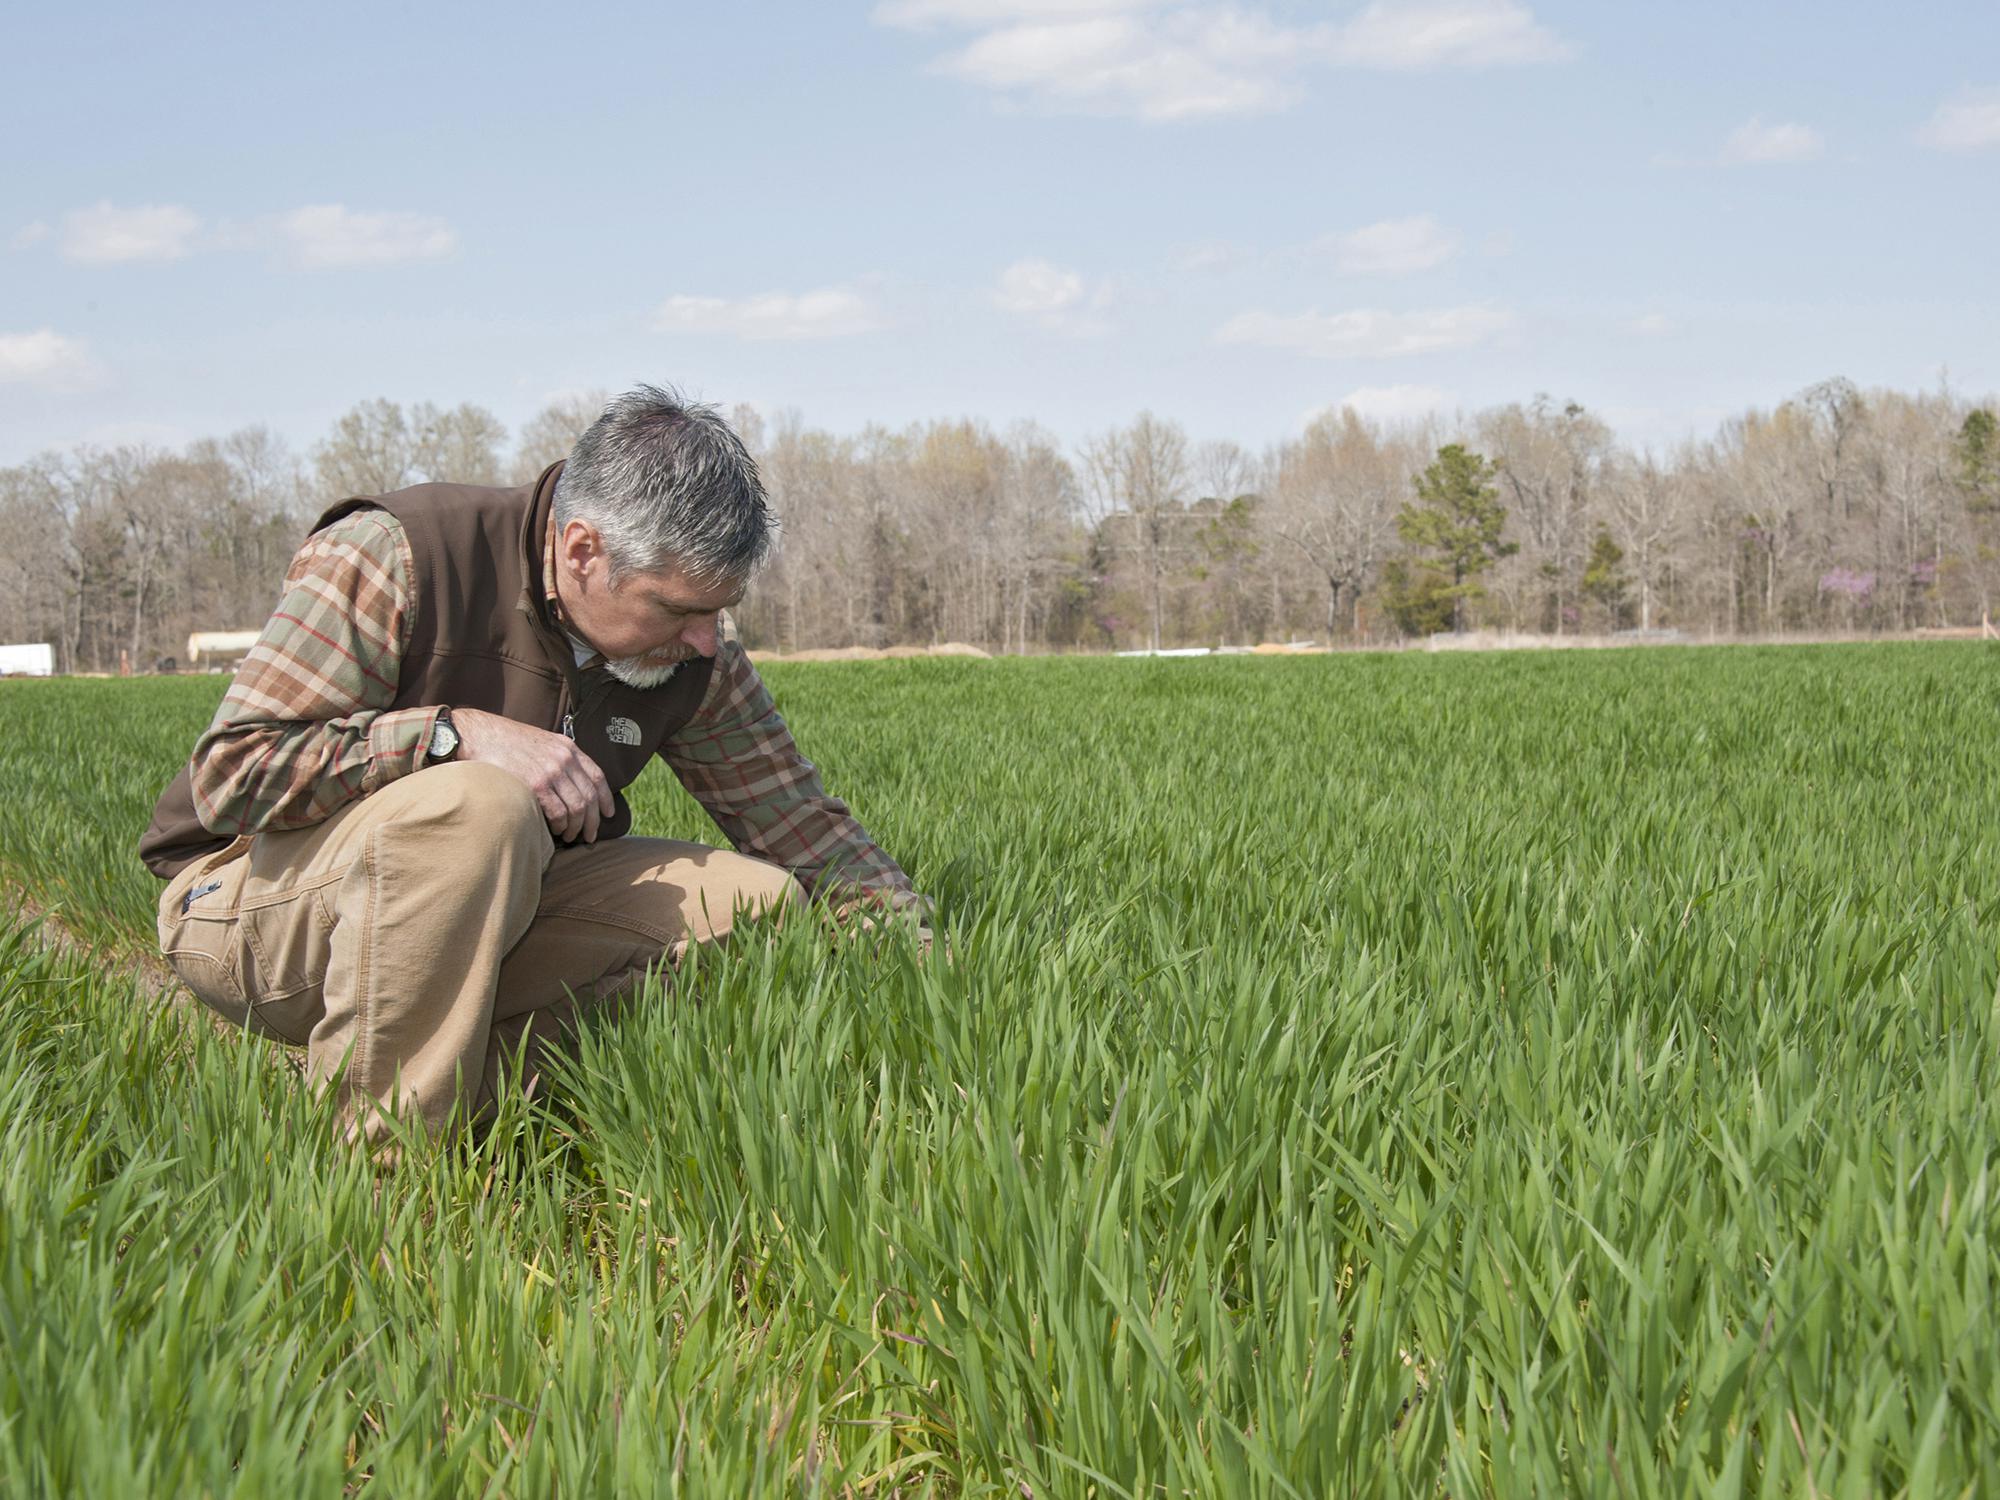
[735,855,804,920]
[395,762,549,855]
[688,851,801,938]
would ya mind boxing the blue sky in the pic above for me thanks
[3,0,1996,464]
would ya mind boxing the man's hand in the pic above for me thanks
[451,708,615,843]
[820,898,945,962]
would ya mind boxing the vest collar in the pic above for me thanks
[522,460,564,633]
[520,461,617,708]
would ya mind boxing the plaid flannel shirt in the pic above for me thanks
[189,508,921,912]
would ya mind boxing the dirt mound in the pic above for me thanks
[751,645,883,663]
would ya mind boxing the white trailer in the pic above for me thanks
[0,643,55,677]
[187,630,263,668]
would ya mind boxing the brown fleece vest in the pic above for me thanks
[139,463,715,878]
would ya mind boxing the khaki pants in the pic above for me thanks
[156,762,800,1139]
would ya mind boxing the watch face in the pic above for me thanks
[431,720,459,759]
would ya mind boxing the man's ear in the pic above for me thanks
[558,519,607,590]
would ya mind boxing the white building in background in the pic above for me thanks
[0,643,55,677]
[187,630,263,668]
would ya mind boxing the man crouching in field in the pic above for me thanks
[138,385,924,1145]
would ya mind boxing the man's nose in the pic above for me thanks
[680,614,719,658]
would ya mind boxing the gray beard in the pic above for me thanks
[605,656,683,690]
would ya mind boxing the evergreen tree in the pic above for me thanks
[1396,444,1518,633]
[1378,558,1456,636]
[1957,409,2000,514]
[1580,526,1631,629]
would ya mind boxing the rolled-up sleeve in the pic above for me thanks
[189,509,441,837]
[660,632,924,913]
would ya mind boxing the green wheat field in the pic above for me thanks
[1,647,1996,1496]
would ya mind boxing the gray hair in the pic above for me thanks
[553,384,773,583]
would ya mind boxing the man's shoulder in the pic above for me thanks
[344,479,540,588]
[316,475,538,539]
[290,505,411,588]
[312,504,407,544]
[380,477,528,509]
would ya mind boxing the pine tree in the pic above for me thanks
[1580,527,1631,629]
[1957,410,2000,514]
[1396,445,1518,633]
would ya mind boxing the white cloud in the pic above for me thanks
[1327,1,1573,69]
[62,202,202,263]
[993,257,1083,314]
[1323,383,1455,425]
[1320,214,1460,275]
[1217,304,1514,358]
[879,0,1570,120]
[991,257,1112,334]
[1632,312,1673,336]
[1721,117,1823,165]
[652,287,885,340]
[0,329,98,390]
[1917,88,2000,152]
[28,202,462,270]
[938,11,1308,119]
[279,205,458,268]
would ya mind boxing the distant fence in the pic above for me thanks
[1912,612,1999,641]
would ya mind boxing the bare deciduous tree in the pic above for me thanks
[313,399,418,500]
[1601,452,1684,632]
[1272,409,1408,638]
[412,402,507,487]
[1083,413,1191,652]
[1482,397,1609,633]
[515,390,610,480]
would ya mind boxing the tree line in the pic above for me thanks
[2,377,1997,672]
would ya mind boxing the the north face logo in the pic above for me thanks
[606,716,642,746]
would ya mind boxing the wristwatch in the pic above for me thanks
[427,707,461,763]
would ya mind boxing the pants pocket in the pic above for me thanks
[159,841,254,1028]
[235,883,338,1043]
[160,843,336,1045]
